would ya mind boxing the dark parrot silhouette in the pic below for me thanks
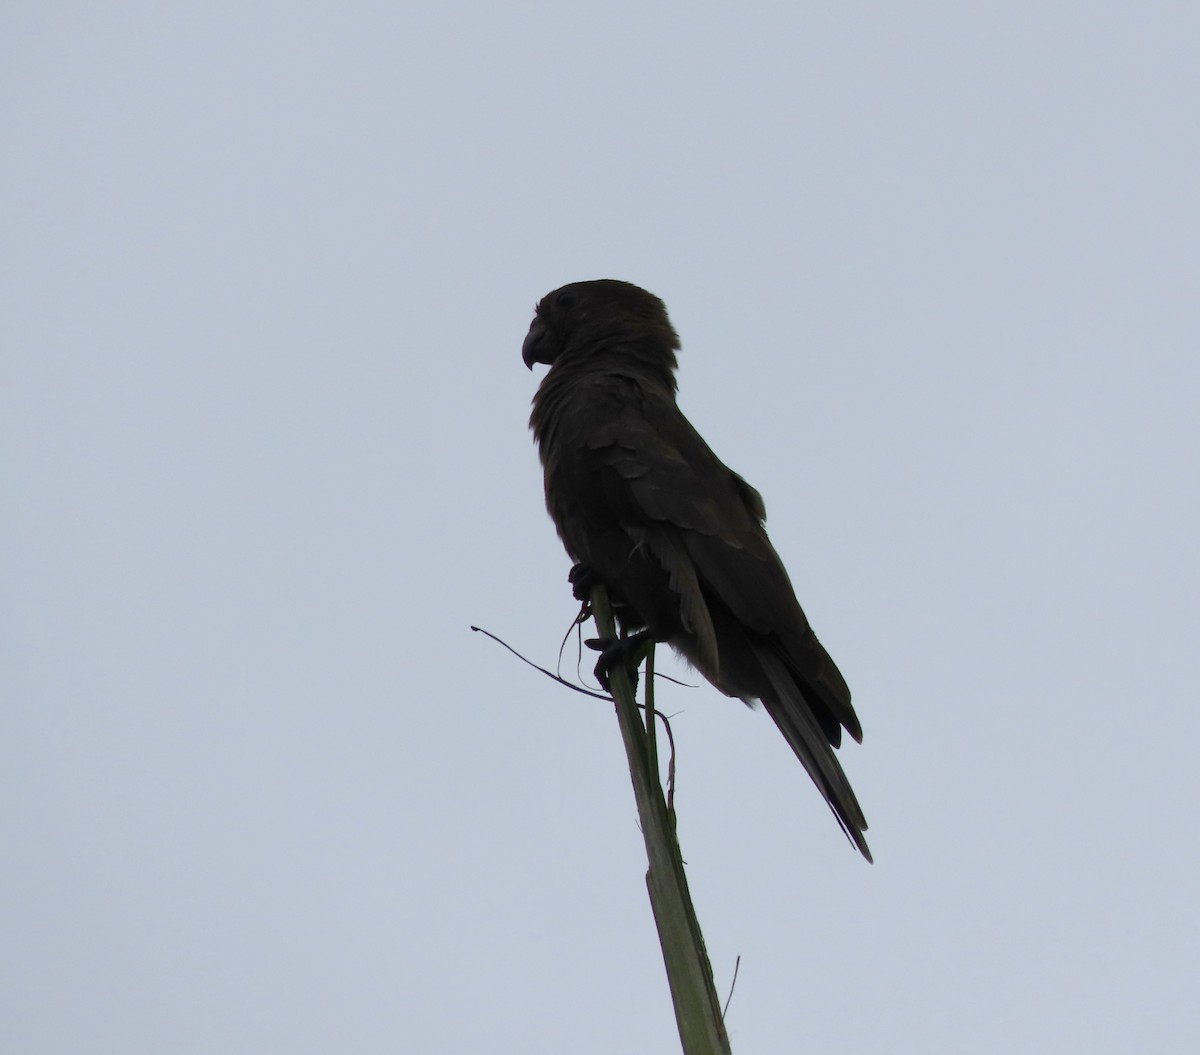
[523,279,870,860]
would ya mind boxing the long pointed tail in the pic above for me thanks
[757,650,872,861]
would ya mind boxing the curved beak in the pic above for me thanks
[522,319,549,369]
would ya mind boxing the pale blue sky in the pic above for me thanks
[3,4,1198,1052]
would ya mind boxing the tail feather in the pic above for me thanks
[757,649,872,861]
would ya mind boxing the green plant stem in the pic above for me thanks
[591,586,731,1055]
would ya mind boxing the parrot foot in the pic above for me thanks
[568,562,597,603]
[585,630,654,694]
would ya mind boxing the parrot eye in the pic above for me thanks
[555,290,577,309]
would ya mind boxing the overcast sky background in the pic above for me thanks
[3,4,1198,1053]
